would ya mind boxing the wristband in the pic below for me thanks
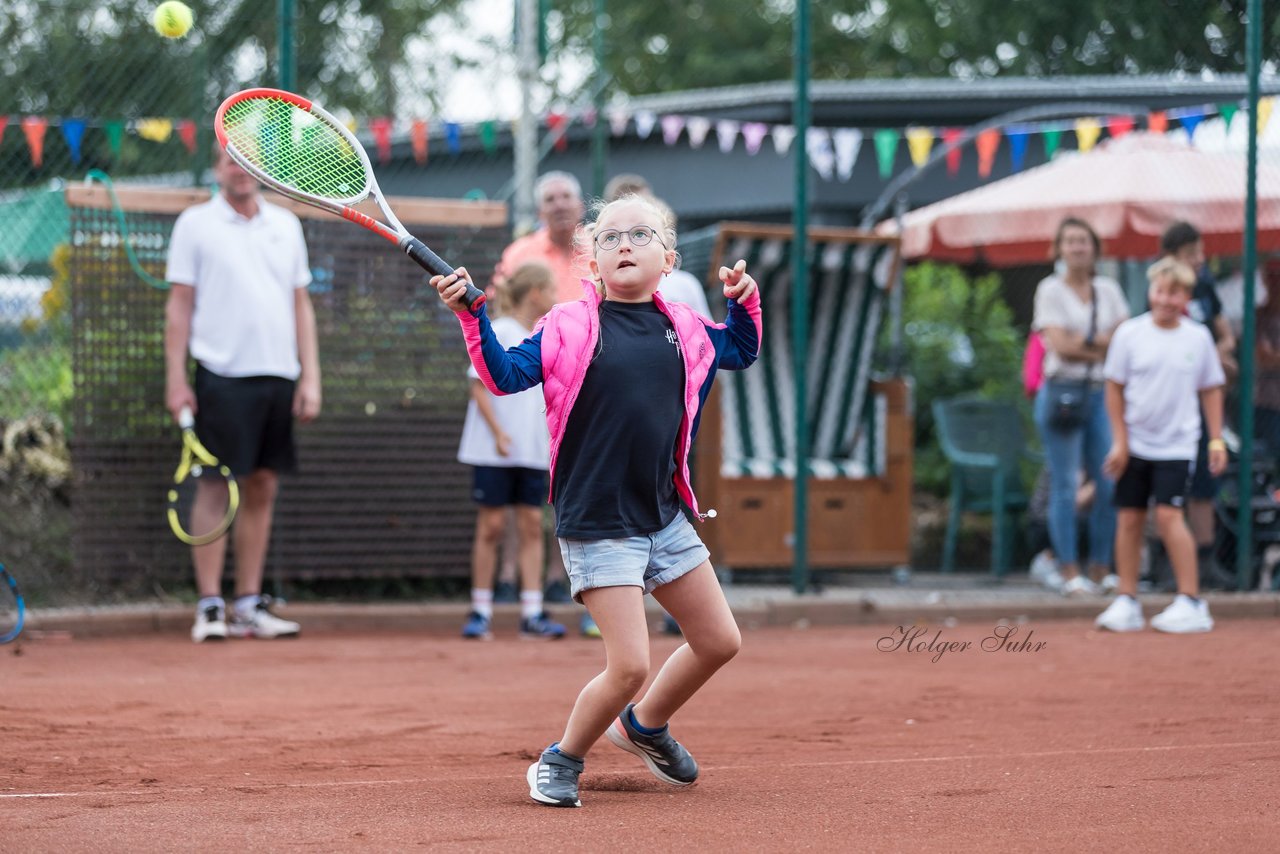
[1208,438,1227,451]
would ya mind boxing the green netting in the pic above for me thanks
[221,96,370,202]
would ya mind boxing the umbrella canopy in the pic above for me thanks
[883,132,1280,265]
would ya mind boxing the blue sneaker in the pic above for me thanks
[461,611,492,640]
[580,613,601,638]
[606,703,698,785]
[519,612,566,640]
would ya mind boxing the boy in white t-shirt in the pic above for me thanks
[1096,258,1227,634]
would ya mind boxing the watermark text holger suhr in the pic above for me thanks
[877,625,1047,663]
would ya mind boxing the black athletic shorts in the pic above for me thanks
[1114,454,1192,510]
[194,365,298,476]
[471,466,548,507]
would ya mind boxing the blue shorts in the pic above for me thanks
[471,466,548,507]
[558,513,710,603]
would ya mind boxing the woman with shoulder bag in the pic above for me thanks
[1031,218,1130,594]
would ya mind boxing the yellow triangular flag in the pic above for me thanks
[1258,98,1275,136]
[136,118,173,143]
[906,127,935,168]
[1074,118,1102,153]
[346,118,359,134]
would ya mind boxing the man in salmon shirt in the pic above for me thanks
[494,171,588,305]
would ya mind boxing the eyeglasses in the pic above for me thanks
[593,225,665,251]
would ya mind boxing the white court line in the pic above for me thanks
[4,738,1278,800]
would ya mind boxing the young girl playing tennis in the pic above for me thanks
[433,194,762,808]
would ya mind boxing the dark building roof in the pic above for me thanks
[376,74,1280,231]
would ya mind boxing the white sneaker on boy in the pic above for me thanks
[1150,594,1214,634]
[1094,595,1145,632]
[229,596,300,639]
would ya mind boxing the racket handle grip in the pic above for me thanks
[404,238,486,310]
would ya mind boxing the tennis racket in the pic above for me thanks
[0,564,24,645]
[167,407,240,546]
[214,87,486,310]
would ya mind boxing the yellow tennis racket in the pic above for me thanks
[167,407,240,546]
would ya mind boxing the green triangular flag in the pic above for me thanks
[1219,102,1239,129]
[1043,128,1062,159]
[873,129,898,179]
[480,120,496,154]
[105,120,125,158]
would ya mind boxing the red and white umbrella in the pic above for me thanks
[882,132,1280,265]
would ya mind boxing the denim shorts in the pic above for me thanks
[558,513,711,603]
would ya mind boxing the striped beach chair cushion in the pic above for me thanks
[714,234,894,480]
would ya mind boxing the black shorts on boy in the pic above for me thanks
[1114,455,1193,510]
[471,466,548,507]
[193,365,298,475]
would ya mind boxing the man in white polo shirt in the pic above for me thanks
[164,146,322,643]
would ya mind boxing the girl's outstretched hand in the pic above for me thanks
[431,267,475,312]
[720,259,758,304]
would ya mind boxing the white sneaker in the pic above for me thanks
[1150,594,1214,633]
[229,597,300,639]
[1061,575,1101,597]
[1100,574,1121,594]
[1095,595,1145,632]
[1029,550,1065,592]
[192,603,228,643]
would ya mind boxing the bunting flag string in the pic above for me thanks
[0,95,1272,178]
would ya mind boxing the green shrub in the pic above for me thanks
[884,262,1027,496]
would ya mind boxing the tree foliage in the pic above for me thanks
[0,0,467,124]
[877,262,1026,496]
[549,0,1272,97]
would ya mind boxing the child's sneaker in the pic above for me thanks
[461,611,493,640]
[228,597,300,639]
[580,613,602,638]
[1150,594,1214,633]
[527,746,583,808]
[1094,595,1144,632]
[605,703,698,786]
[1099,573,1121,594]
[191,603,227,643]
[519,612,566,640]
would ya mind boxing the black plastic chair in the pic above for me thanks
[932,396,1035,576]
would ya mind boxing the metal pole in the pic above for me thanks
[591,0,608,197]
[513,0,539,236]
[277,0,295,91]
[1238,0,1262,589]
[890,193,908,374]
[791,1,811,595]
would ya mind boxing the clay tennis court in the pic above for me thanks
[3,617,1278,851]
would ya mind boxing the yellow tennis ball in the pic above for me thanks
[153,1,193,39]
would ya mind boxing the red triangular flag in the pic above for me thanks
[1147,111,1168,134]
[941,127,964,176]
[411,119,428,165]
[22,116,48,168]
[547,111,568,152]
[369,117,392,164]
[0,116,8,146]
[177,119,198,154]
[976,128,1001,178]
[1107,115,1135,140]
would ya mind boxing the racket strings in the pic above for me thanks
[221,97,368,201]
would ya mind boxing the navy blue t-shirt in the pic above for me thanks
[553,300,685,538]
